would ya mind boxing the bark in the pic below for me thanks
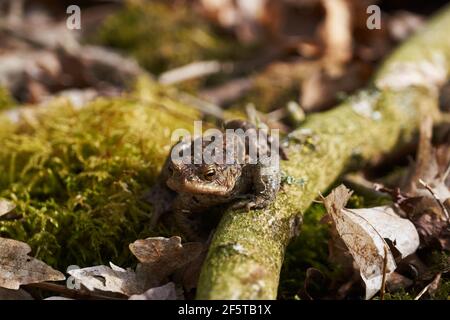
[196,4,450,299]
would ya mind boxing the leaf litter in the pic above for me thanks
[323,185,419,299]
[67,236,203,299]
[0,237,65,290]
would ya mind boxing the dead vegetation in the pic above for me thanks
[0,0,449,300]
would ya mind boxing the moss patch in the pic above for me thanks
[278,203,330,299]
[93,1,249,76]
[0,87,15,111]
[0,79,199,270]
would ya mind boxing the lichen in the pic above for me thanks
[0,79,199,271]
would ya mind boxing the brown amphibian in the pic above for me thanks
[151,120,283,241]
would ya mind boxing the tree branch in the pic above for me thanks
[196,4,450,299]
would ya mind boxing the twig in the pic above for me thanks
[343,173,390,200]
[414,273,441,300]
[25,282,126,300]
[158,61,233,85]
[418,179,450,221]
[443,163,450,182]
[175,91,224,120]
[7,0,23,25]
[197,4,450,299]
[379,246,388,300]
[199,77,254,106]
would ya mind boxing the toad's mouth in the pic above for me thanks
[166,178,233,196]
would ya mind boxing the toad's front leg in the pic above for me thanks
[231,163,281,210]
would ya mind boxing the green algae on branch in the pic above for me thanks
[196,4,450,300]
[0,79,200,270]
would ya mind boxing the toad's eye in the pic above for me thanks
[203,168,216,180]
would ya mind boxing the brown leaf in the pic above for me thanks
[388,117,450,250]
[376,174,450,275]
[0,237,65,290]
[67,262,142,296]
[323,185,419,299]
[0,199,15,217]
[130,236,203,288]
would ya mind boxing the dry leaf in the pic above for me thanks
[0,237,65,290]
[323,185,419,299]
[130,236,203,288]
[0,199,15,217]
[67,262,142,296]
[67,237,202,296]
[349,206,420,259]
[378,185,450,250]
[128,282,179,300]
[382,117,450,250]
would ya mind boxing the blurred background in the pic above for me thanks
[1,0,450,116]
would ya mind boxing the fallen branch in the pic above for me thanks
[196,4,450,299]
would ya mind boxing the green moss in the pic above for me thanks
[0,79,199,270]
[278,203,330,299]
[433,279,450,300]
[93,1,249,76]
[229,62,316,113]
[382,290,414,300]
[0,87,15,111]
